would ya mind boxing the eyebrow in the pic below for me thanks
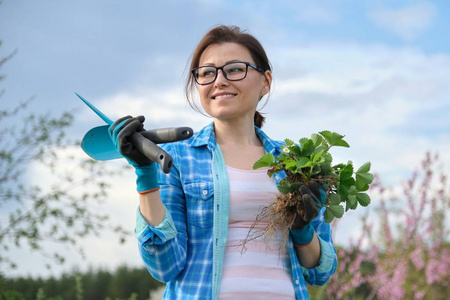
[200,60,244,67]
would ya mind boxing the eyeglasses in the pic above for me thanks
[192,61,263,85]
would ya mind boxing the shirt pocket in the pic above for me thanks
[184,181,214,228]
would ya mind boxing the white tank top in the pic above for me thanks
[218,166,296,300]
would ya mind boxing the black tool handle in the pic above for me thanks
[140,127,193,144]
[129,132,173,174]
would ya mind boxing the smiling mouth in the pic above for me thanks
[212,94,236,100]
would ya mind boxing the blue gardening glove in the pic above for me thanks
[109,115,159,194]
[290,181,326,246]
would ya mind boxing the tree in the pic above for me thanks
[0,43,129,272]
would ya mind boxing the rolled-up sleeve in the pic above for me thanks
[135,206,177,245]
[300,235,337,285]
[299,207,338,286]
[134,143,188,283]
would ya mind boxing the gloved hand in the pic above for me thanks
[290,181,326,247]
[109,115,159,194]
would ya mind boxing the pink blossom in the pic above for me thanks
[409,248,425,270]
[414,290,425,300]
[328,153,449,299]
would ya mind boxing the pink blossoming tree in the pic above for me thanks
[311,152,450,299]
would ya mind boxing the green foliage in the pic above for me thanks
[75,276,83,300]
[0,266,164,300]
[0,43,129,272]
[253,131,373,223]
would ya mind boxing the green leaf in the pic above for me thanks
[299,138,315,156]
[319,130,333,144]
[311,147,327,163]
[357,162,371,173]
[311,165,321,176]
[329,193,341,205]
[290,145,303,157]
[355,182,370,192]
[338,184,349,199]
[333,163,346,169]
[299,137,310,147]
[355,162,373,190]
[277,180,302,194]
[355,172,374,185]
[340,176,356,188]
[323,152,332,164]
[356,193,371,207]
[253,153,275,169]
[320,163,332,175]
[277,181,290,194]
[324,208,335,223]
[310,133,324,147]
[284,138,295,146]
[285,160,297,172]
[335,139,350,148]
[319,131,350,148]
[346,194,358,210]
[328,204,345,218]
[339,162,354,181]
[296,157,312,169]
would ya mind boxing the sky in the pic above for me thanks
[1,0,449,278]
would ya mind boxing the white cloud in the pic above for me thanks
[260,42,450,185]
[369,2,436,41]
[77,86,211,135]
[89,41,450,187]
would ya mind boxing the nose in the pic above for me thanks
[214,69,229,87]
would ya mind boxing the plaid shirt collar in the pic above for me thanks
[189,122,282,156]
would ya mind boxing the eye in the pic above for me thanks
[198,67,216,78]
[225,63,246,74]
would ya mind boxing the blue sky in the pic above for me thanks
[1,0,449,277]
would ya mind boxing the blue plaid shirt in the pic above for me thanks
[135,122,337,299]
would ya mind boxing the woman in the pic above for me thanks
[110,25,337,300]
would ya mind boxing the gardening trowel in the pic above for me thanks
[76,93,193,173]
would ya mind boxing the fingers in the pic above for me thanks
[118,118,143,140]
[307,181,323,195]
[110,115,145,138]
[136,115,145,123]
[307,181,327,205]
[299,185,316,201]
[302,194,319,219]
[292,214,306,230]
[107,115,155,167]
[109,116,145,156]
[291,193,320,230]
[109,115,132,136]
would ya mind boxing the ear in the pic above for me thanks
[262,70,273,94]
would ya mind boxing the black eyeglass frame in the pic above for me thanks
[192,61,264,85]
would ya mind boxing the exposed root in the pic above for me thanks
[237,192,304,254]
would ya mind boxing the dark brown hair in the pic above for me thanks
[185,25,272,128]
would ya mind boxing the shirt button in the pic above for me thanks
[295,279,299,285]
[202,190,208,195]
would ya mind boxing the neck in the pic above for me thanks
[214,118,261,147]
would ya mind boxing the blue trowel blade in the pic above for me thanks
[81,125,122,160]
[75,92,113,125]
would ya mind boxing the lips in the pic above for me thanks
[212,93,237,100]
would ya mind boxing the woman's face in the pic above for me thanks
[197,42,271,124]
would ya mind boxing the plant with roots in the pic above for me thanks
[251,131,374,243]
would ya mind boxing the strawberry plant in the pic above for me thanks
[253,131,373,224]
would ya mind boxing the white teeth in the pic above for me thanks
[214,94,235,99]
